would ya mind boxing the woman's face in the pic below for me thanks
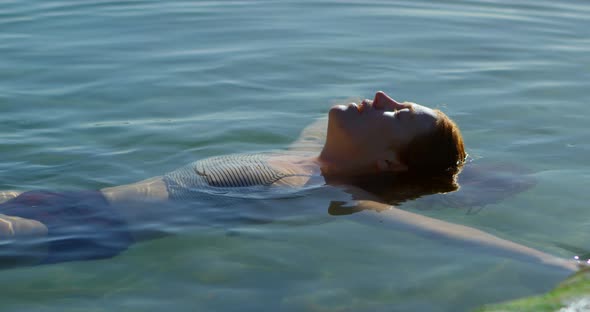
[326,91,438,166]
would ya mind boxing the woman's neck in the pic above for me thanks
[315,151,376,179]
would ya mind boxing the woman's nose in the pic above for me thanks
[373,91,401,110]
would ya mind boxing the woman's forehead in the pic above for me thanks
[405,102,437,119]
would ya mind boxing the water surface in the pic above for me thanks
[1,0,589,311]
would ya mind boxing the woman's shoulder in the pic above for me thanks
[288,117,327,153]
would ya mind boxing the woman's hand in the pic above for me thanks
[0,214,48,238]
[0,214,49,267]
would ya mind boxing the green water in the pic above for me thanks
[1,0,589,311]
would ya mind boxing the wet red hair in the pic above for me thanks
[398,109,466,176]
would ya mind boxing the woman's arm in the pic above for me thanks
[100,176,169,204]
[0,214,48,238]
[0,214,48,267]
[340,187,577,271]
[288,117,327,153]
[0,191,48,239]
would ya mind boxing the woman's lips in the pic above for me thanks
[350,102,368,113]
[348,102,361,113]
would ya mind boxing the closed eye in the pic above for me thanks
[395,108,410,119]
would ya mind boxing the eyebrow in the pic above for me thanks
[400,102,415,112]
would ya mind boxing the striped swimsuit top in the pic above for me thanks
[163,153,322,200]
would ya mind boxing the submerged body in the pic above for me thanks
[0,91,581,271]
[0,143,575,271]
[0,152,322,264]
[101,152,321,203]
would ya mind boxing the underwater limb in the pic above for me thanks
[0,191,23,204]
[0,214,49,268]
[348,199,578,272]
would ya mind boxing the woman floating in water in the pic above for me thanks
[0,91,582,270]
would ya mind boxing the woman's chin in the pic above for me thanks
[329,104,348,113]
[329,104,357,120]
[328,106,348,128]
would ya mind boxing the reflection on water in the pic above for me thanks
[1,0,589,311]
[416,161,537,211]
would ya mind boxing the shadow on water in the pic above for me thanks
[415,162,538,212]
